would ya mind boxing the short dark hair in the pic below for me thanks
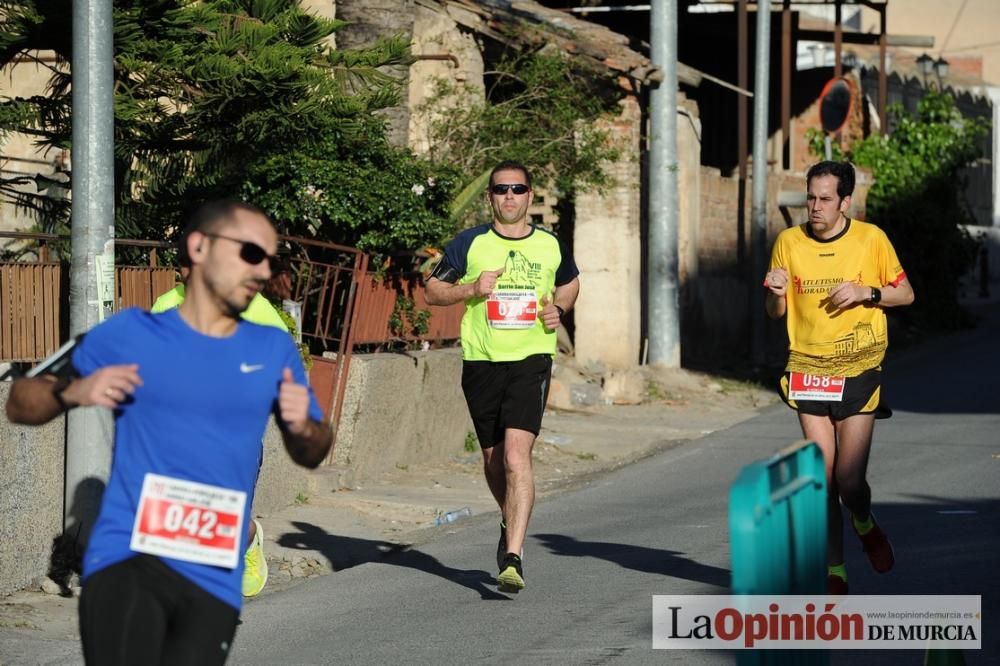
[177,199,269,267]
[806,161,855,199]
[489,160,532,189]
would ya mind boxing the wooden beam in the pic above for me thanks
[798,30,934,48]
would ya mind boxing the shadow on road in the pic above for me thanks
[533,533,730,589]
[880,302,1000,416]
[277,521,510,601]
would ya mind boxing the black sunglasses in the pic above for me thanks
[490,183,530,195]
[204,233,279,271]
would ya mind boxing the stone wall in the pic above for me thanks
[330,348,472,481]
[0,383,65,597]
[573,95,644,370]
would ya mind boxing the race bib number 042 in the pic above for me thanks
[788,372,846,402]
[486,290,538,329]
[130,473,246,569]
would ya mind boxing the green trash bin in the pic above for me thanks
[730,440,828,665]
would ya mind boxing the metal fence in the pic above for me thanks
[1,231,462,459]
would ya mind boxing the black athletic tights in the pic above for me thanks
[79,555,238,666]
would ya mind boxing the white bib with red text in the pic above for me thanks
[486,290,538,329]
[787,372,846,402]
[130,473,246,569]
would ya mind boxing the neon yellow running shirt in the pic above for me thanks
[433,224,579,361]
[151,284,289,332]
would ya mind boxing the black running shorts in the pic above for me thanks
[79,555,239,666]
[779,367,890,420]
[461,354,553,448]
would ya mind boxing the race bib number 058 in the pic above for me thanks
[486,290,537,329]
[130,473,246,569]
[788,372,846,402]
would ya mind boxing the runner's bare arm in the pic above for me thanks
[553,277,580,314]
[425,267,505,306]
[764,268,789,319]
[828,277,915,310]
[878,277,915,307]
[5,365,143,425]
[540,277,581,330]
[280,418,333,469]
[277,367,333,468]
[6,376,64,425]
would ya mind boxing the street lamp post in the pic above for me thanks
[934,56,950,90]
[916,52,934,88]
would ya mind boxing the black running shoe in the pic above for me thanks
[496,520,507,570]
[497,553,524,593]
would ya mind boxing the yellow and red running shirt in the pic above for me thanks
[769,219,906,377]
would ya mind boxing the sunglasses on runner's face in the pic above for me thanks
[490,183,530,196]
[204,233,278,271]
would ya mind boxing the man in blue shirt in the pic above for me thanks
[5,200,332,665]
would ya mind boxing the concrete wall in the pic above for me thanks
[574,95,643,370]
[253,420,314,516]
[331,348,472,481]
[0,383,65,597]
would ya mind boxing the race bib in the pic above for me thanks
[130,473,246,569]
[787,372,846,402]
[486,290,538,329]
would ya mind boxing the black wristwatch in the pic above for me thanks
[554,304,566,320]
[870,287,882,305]
[51,375,77,411]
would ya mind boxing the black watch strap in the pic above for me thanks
[554,304,565,319]
[51,375,77,411]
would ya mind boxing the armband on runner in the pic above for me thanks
[429,258,461,283]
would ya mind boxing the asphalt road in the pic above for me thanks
[233,304,1000,666]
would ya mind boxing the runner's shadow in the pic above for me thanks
[534,533,730,588]
[277,521,509,601]
[48,476,105,596]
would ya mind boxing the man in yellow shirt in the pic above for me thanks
[764,161,914,595]
[152,268,290,598]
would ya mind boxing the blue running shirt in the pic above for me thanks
[72,308,323,610]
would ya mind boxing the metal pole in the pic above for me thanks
[66,0,116,544]
[647,0,680,367]
[751,0,772,366]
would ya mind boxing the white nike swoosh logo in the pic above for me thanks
[240,363,264,373]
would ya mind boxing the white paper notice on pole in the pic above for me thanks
[95,244,115,321]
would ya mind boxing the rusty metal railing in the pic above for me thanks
[260,235,368,438]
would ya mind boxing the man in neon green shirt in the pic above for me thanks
[426,160,580,594]
[152,283,288,332]
[152,272,289,598]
